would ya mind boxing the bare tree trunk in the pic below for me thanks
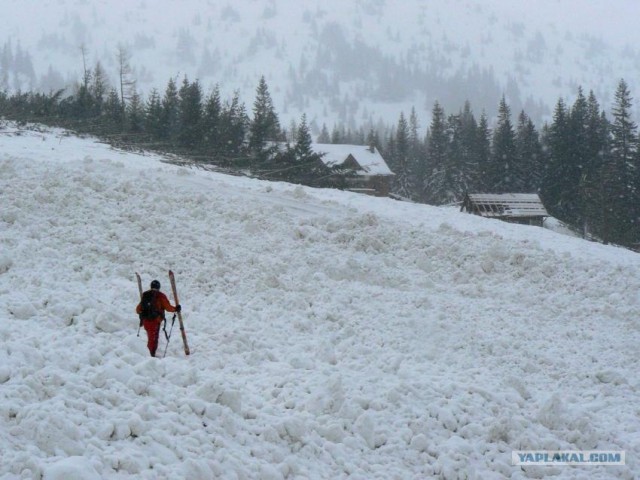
[116,45,136,124]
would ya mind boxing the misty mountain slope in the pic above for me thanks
[0,124,639,479]
[3,0,640,128]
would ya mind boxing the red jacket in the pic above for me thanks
[136,290,177,321]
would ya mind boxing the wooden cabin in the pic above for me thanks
[460,193,549,226]
[312,143,394,197]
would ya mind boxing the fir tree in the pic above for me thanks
[423,101,448,204]
[317,123,331,143]
[565,88,591,226]
[219,91,248,160]
[294,113,328,184]
[541,98,572,221]
[366,127,380,151]
[393,112,414,199]
[580,91,609,239]
[90,61,109,118]
[103,88,123,133]
[607,79,638,244]
[489,96,517,192]
[161,77,180,146]
[249,76,281,154]
[408,107,424,199]
[454,101,480,198]
[330,124,342,144]
[294,113,313,159]
[446,113,463,200]
[202,86,222,154]
[178,77,203,149]
[126,90,144,134]
[144,88,163,141]
[515,110,543,192]
[475,111,492,192]
[270,113,325,184]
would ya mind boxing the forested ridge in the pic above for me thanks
[1,62,638,249]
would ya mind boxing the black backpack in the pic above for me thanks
[139,290,161,320]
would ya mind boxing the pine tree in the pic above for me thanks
[607,79,639,244]
[103,88,123,133]
[294,113,328,184]
[580,91,609,239]
[475,112,492,192]
[408,107,424,199]
[330,124,342,144]
[317,123,331,143]
[610,80,637,166]
[287,119,298,144]
[126,90,144,134]
[73,49,94,123]
[489,96,517,193]
[144,88,163,141]
[383,133,397,180]
[393,112,414,199]
[266,114,328,185]
[423,101,448,204]
[446,113,463,200]
[161,77,180,146]
[454,101,480,198]
[73,79,93,123]
[178,76,203,149]
[541,98,572,221]
[90,61,109,118]
[366,127,380,151]
[219,91,248,160]
[565,88,591,226]
[515,110,543,192]
[249,76,281,154]
[294,113,313,159]
[202,86,222,155]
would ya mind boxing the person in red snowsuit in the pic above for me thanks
[136,280,181,357]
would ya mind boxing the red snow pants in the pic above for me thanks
[143,318,162,357]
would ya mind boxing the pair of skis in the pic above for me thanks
[136,270,190,356]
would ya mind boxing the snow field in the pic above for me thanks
[0,126,639,479]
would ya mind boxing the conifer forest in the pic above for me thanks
[1,63,639,249]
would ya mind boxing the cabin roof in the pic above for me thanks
[462,193,549,218]
[312,143,394,176]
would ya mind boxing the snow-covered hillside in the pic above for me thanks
[1,123,639,479]
[3,0,640,128]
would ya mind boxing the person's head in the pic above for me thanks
[150,280,161,290]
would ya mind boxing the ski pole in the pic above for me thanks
[135,272,143,336]
[163,314,176,358]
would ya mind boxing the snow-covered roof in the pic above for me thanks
[463,193,548,218]
[312,143,394,176]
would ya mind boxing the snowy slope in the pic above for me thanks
[3,0,640,127]
[1,123,639,479]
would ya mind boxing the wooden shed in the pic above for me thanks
[460,193,549,226]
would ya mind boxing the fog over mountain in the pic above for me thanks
[3,0,640,132]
